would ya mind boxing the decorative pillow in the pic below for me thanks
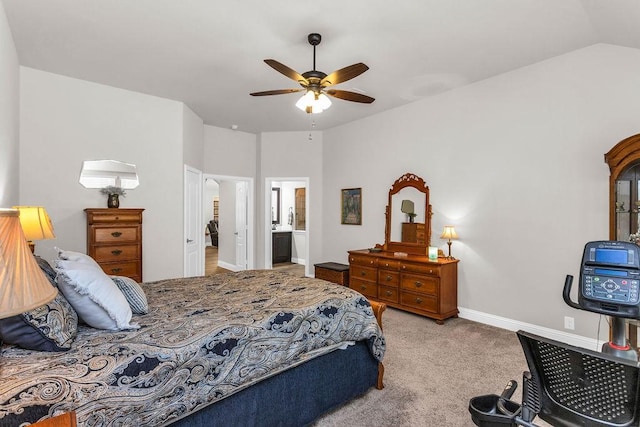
[0,257,78,352]
[55,260,139,331]
[55,247,101,269]
[35,255,58,286]
[111,276,149,314]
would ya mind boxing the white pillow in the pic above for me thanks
[55,260,139,331]
[55,247,101,269]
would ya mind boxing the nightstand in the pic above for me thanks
[314,262,349,286]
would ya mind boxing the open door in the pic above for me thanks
[235,181,248,271]
[184,165,203,277]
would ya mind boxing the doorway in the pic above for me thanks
[203,174,254,273]
[265,177,310,276]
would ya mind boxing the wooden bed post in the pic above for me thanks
[369,300,387,389]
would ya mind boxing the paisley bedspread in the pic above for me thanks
[0,270,385,426]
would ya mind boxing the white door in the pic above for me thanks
[184,165,203,277]
[235,181,248,270]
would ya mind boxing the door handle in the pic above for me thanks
[186,238,194,243]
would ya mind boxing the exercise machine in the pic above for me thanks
[469,241,640,426]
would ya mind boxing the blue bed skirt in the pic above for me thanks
[168,340,379,427]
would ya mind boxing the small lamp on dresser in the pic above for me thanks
[11,206,55,253]
[440,225,458,259]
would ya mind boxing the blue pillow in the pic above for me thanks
[0,257,78,351]
[111,276,149,314]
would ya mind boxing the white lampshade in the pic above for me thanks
[440,225,458,240]
[296,91,332,114]
[0,209,57,318]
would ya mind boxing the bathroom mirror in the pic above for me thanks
[271,187,281,225]
[79,160,139,189]
[384,173,432,255]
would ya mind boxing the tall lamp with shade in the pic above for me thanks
[440,225,459,259]
[11,206,55,253]
[0,209,57,320]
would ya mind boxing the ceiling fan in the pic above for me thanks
[250,33,375,114]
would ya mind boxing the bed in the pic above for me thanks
[0,267,385,427]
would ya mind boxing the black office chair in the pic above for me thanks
[469,330,640,427]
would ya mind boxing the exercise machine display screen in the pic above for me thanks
[579,241,640,318]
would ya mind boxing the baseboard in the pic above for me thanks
[217,260,240,272]
[291,257,306,265]
[458,307,602,350]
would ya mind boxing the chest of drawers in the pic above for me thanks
[348,249,458,324]
[85,208,144,282]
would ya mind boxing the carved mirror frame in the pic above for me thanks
[605,133,640,241]
[384,173,433,255]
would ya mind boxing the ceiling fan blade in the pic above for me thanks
[326,89,375,104]
[264,59,307,84]
[250,89,304,96]
[321,63,369,87]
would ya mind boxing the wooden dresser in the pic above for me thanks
[85,208,144,282]
[348,249,458,324]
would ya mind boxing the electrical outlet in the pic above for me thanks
[564,316,575,330]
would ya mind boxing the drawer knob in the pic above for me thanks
[385,290,392,296]
[415,281,423,288]
[360,285,366,291]
[111,231,122,238]
[111,268,122,273]
[429,269,433,274]
[386,275,392,281]
[111,249,123,256]
[416,298,423,304]
[361,271,366,276]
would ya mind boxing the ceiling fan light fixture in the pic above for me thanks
[296,91,331,114]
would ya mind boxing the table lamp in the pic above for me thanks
[0,209,57,318]
[11,206,55,253]
[440,225,458,259]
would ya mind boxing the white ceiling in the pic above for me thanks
[3,0,640,134]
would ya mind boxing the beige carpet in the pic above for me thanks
[314,308,552,427]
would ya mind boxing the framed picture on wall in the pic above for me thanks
[341,188,362,225]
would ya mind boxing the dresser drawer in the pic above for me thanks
[350,265,377,282]
[401,291,437,313]
[400,262,441,277]
[349,254,378,267]
[98,260,140,278]
[87,211,143,224]
[378,259,400,270]
[378,270,400,287]
[94,245,139,262]
[378,285,399,303]
[350,278,377,298]
[400,273,438,295]
[93,226,140,243]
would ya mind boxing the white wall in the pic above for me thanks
[19,67,185,281]
[0,2,19,207]
[323,44,640,339]
[182,104,204,171]
[203,125,256,177]
[259,132,322,270]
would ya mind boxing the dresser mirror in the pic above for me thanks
[384,173,432,255]
[605,133,640,242]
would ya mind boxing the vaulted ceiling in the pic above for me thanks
[4,0,640,133]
